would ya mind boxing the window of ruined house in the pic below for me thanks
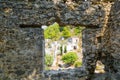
[19,23,84,71]
[44,22,84,70]
[97,36,102,43]
[19,24,105,74]
[95,36,105,73]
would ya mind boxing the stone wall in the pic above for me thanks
[0,26,45,79]
[101,0,120,78]
[0,1,105,26]
[44,1,120,80]
[0,0,120,80]
[109,0,120,73]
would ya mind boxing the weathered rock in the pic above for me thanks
[44,68,87,80]
[0,27,45,79]
[0,0,120,80]
[0,1,105,27]
[103,0,120,74]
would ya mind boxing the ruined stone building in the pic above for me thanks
[0,0,120,80]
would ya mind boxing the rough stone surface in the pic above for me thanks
[44,0,120,80]
[44,68,87,80]
[0,1,105,27]
[101,0,120,78]
[0,0,120,80]
[0,26,45,79]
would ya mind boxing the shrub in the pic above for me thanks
[45,54,53,66]
[74,61,82,68]
[61,52,78,65]
[45,66,51,70]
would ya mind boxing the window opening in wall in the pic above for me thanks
[44,22,84,70]
[97,36,102,43]
[95,36,105,73]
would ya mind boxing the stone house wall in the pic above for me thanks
[0,26,45,79]
[0,0,119,80]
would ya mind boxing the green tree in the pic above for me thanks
[44,22,61,40]
[62,52,78,65]
[45,54,54,67]
[62,26,71,39]
[74,61,82,68]
[73,26,85,36]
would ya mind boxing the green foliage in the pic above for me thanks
[44,23,84,40]
[62,26,71,39]
[74,61,82,68]
[62,52,78,65]
[74,26,84,36]
[45,66,51,70]
[45,54,53,66]
[59,27,64,32]
[44,23,84,41]
[44,22,61,40]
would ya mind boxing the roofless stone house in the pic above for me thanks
[0,0,120,80]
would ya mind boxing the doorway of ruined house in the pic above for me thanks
[42,22,84,71]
